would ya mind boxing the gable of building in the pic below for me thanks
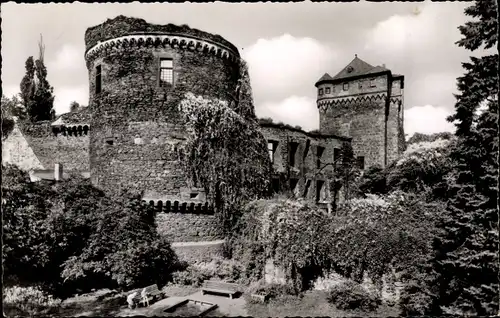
[2,123,45,171]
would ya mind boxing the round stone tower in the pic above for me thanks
[84,16,246,204]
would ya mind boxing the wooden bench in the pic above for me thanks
[251,293,269,303]
[128,284,163,307]
[201,280,240,299]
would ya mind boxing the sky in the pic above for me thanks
[1,1,489,138]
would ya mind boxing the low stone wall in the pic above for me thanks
[156,213,223,242]
[171,240,224,263]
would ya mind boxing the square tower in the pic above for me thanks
[316,55,405,169]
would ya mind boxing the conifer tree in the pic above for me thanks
[434,0,499,315]
[19,35,55,122]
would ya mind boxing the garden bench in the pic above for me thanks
[251,293,269,303]
[201,280,240,299]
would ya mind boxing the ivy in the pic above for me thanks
[231,194,442,296]
[178,93,273,236]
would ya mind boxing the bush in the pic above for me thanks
[172,266,210,287]
[3,286,62,316]
[171,257,244,286]
[326,280,381,311]
[2,166,182,297]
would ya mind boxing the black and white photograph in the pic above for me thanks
[1,1,498,316]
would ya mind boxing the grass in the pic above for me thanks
[245,290,400,318]
[3,285,200,317]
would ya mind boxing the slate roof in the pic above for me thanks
[316,56,391,85]
[51,106,91,126]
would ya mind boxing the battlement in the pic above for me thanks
[85,16,240,62]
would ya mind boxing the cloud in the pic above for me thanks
[256,96,319,131]
[243,34,338,104]
[2,85,20,99]
[53,86,88,114]
[47,44,84,72]
[405,105,455,138]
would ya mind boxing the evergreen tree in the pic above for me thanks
[32,58,55,121]
[19,56,36,119]
[19,36,55,122]
[1,94,26,139]
[433,0,499,315]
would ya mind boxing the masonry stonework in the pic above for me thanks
[260,123,350,208]
[316,56,405,169]
[3,17,407,248]
[84,16,245,202]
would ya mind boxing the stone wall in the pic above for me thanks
[259,123,349,204]
[156,212,223,242]
[317,74,404,169]
[2,122,90,174]
[171,241,224,263]
[85,17,246,200]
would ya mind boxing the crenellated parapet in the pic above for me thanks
[317,93,403,113]
[85,33,239,63]
[84,15,240,63]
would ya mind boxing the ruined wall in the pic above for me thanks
[259,124,348,204]
[156,213,223,242]
[4,122,90,174]
[2,124,45,171]
[85,17,243,200]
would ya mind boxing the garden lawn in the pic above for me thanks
[245,290,401,318]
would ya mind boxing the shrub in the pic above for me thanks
[3,167,182,297]
[3,286,62,316]
[326,280,381,311]
[172,266,210,287]
[171,257,245,286]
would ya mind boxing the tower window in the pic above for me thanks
[268,140,278,163]
[370,79,376,87]
[343,83,349,91]
[334,148,341,168]
[325,87,331,94]
[316,180,325,202]
[318,88,323,95]
[95,65,102,94]
[316,146,325,169]
[356,156,365,170]
[290,178,299,196]
[272,178,280,194]
[289,142,299,167]
[159,59,174,86]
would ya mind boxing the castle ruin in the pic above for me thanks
[2,16,405,251]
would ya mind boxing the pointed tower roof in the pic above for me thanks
[332,55,389,80]
[315,55,391,86]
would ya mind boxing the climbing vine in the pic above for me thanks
[231,193,442,294]
[178,93,273,235]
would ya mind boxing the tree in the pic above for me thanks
[19,56,36,119]
[430,0,499,315]
[1,94,26,139]
[69,101,80,112]
[19,36,55,122]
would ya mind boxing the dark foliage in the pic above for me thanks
[2,165,181,298]
[19,56,55,122]
[179,93,273,237]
